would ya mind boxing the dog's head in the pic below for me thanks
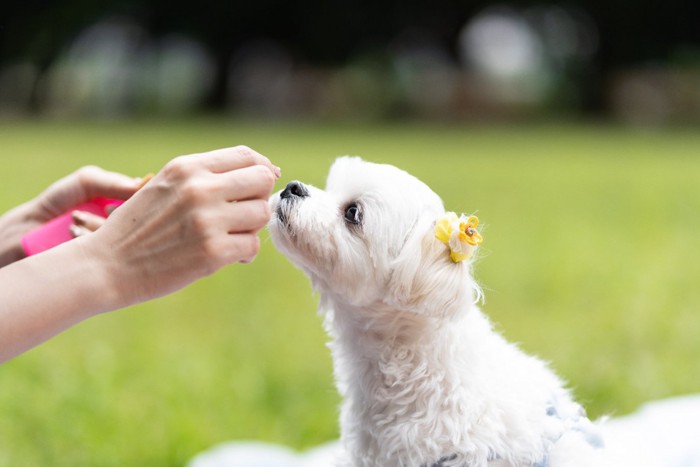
[268,157,481,320]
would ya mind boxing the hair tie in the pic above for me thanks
[434,212,483,262]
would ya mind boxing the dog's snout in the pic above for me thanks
[280,181,309,199]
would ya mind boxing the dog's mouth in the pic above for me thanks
[275,201,290,226]
[274,196,302,233]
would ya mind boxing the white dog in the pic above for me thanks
[268,157,607,467]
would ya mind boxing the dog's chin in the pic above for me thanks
[269,197,309,250]
[269,197,326,276]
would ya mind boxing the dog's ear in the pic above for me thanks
[387,217,481,317]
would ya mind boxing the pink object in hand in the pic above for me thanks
[21,197,124,256]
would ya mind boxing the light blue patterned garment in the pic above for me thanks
[428,396,604,467]
[533,396,604,467]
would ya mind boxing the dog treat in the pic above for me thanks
[21,173,154,256]
[434,212,483,262]
[136,173,154,190]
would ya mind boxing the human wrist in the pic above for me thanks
[72,233,135,313]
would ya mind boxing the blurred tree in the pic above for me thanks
[1,0,699,112]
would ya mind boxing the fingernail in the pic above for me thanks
[72,211,86,225]
[69,224,82,238]
[273,166,282,179]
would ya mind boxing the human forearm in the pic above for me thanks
[0,238,116,363]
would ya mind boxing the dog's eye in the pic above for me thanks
[344,203,362,225]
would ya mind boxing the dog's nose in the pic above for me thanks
[280,180,309,199]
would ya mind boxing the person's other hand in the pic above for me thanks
[69,210,109,238]
[35,166,141,221]
[80,146,280,308]
[70,175,153,237]
[0,166,140,266]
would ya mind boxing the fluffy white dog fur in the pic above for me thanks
[268,157,608,467]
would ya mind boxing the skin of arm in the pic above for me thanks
[0,146,278,363]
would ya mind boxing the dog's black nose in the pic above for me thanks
[280,180,309,199]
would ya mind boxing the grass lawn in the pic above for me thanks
[1,118,699,466]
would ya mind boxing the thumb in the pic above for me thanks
[81,167,143,201]
[38,166,140,217]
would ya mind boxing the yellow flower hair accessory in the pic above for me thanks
[434,212,483,263]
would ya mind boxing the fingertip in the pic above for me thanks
[72,210,87,225]
[243,147,278,178]
[231,146,279,178]
[69,224,90,238]
[239,249,259,264]
[241,234,261,262]
[70,210,107,231]
[69,224,81,238]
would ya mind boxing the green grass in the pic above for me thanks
[1,118,699,466]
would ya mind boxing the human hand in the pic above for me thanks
[70,210,110,238]
[70,175,153,237]
[78,146,279,308]
[34,166,141,221]
[0,166,140,267]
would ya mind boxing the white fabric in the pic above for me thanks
[189,394,700,467]
[602,394,700,467]
[188,440,340,467]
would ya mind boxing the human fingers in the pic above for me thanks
[220,164,278,202]
[224,199,272,234]
[143,160,276,212]
[194,146,281,178]
[218,233,262,264]
[69,224,93,238]
[38,166,139,218]
[72,210,107,233]
[77,166,141,201]
[188,200,270,237]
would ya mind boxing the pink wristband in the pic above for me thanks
[21,197,124,256]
